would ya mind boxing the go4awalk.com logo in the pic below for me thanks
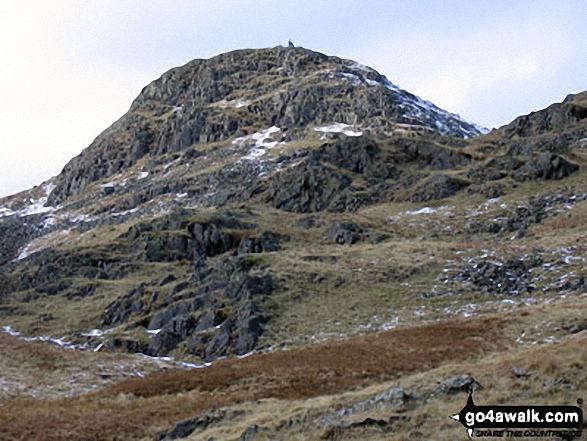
[450,389,583,438]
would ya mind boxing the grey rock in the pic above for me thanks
[511,367,538,377]
[238,424,259,440]
[433,374,483,396]
[156,409,225,440]
[326,221,363,245]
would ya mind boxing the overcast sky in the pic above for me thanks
[1,0,585,197]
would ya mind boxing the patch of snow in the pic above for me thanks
[381,76,402,93]
[372,75,489,136]
[94,343,104,352]
[381,316,399,330]
[217,99,250,109]
[313,123,362,137]
[233,126,285,161]
[71,213,95,223]
[406,207,436,215]
[348,62,377,75]
[17,243,35,261]
[147,329,162,335]
[14,186,58,218]
[82,329,110,337]
[137,354,212,370]
[365,78,381,86]
[99,181,116,188]
[162,158,181,171]
[2,326,20,336]
[44,183,56,196]
[20,334,76,349]
[236,351,255,359]
[110,207,139,217]
[16,229,71,261]
[137,171,149,180]
[42,216,58,229]
[341,72,362,86]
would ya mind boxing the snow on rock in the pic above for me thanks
[217,99,251,108]
[344,62,488,137]
[110,207,139,218]
[137,171,149,180]
[233,126,285,161]
[0,206,16,218]
[99,174,128,189]
[341,72,363,86]
[15,229,71,261]
[70,213,96,223]
[9,183,60,218]
[314,123,363,137]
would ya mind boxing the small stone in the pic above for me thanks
[511,367,537,377]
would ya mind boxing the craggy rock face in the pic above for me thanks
[46,46,486,205]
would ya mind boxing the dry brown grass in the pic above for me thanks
[0,315,507,440]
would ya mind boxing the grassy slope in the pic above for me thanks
[0,293,585,440]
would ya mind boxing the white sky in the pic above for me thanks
[1,0,585,197]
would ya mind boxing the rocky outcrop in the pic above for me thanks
[500,92,587,138]
[156,409,226,440]
[512,152,579,181]
[466,192,587,236]
[264,160,359,212]
[0,214,42,266]
[454,254,543,296]
[125,211,284,263]
[99,256,274,359]
[403,174,470,203]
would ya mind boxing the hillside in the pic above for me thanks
[0,46,586,440]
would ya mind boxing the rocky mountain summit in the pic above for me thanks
[46,46,486,205]
[0,46,585,367]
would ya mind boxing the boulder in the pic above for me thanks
[326,221,363,245]
[513,153,579,181]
